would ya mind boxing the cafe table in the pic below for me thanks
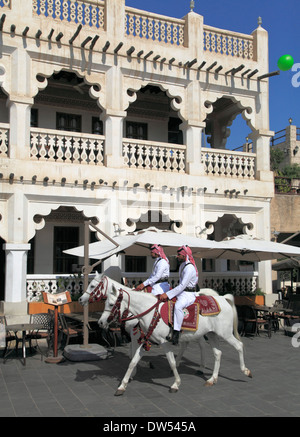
[5,323,43,365]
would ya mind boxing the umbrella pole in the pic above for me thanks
[82,220,119,348]
[83,220,90,348]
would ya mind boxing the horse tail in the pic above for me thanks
[223,294,241,342]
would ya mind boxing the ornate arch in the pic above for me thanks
[204,212,255,240]
[27,200,102,242]
[202,93,255,132]
[31,60,105,109]
[122,77,186,121]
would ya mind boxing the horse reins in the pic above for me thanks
[106,287,162,351]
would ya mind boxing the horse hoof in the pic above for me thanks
[169,387,178,393]
[114,389,125,396]
[205,380,215,387]
[247,371,253,379]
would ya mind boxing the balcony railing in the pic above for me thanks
[32,0,105,29]
[26,273,95,302]
[202,147,256,179]
[203,25,254,60]
[0,123,9,157]
[202,271,258,295]
[30,128,104,165]
[125,6,185,46]
[26,271,259,301]
[123,139,186,173]
[125,272,258,295]
[29,1,257,60]
[28,129,258,178]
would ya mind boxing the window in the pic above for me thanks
[92,117,103,135]
[168,117,183,144]
[53,227,79,273]
[125,256,147,272]
[126,121,147,140]
[31,108,38,127]
[56,113,81,132]
[202,258,214,272]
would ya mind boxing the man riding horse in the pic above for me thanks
[159,245,198,345]
[135,244,170,296]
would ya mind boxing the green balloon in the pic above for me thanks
[277,54,294,71]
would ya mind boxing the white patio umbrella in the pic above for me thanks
[64,227,220,260]
[193,234,300,262]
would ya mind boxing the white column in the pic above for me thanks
[249,129,274,181]
[257,260,272,294]
[102,109,126,168]
[7,98,32,160]
[3,243,30,302]
[181,121,205,176]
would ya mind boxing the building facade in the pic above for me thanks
[0,0,275,304]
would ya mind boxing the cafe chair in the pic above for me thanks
[0,315,17,361]
[58,313,83,348]
[26,313,54,358]
[238,306,268,337]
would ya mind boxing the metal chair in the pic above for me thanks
[25,313,54,358]
[57,313,83,348]
[238,305,269,337]
[0,315,17,361]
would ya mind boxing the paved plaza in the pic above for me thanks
[0,329,299,420]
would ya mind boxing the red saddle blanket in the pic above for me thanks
[160,295,221,331]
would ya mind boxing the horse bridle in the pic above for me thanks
[106,287,160,324]
[85,276,108,303]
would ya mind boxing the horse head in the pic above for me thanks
[79,272,109,306]
[98,282,120,329]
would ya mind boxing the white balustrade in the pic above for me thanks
[201,272,258,295]
[123,139,186,173]
[122,271,257,296]
[201,147,256,179]
[0,123,9,156]
[30,128,104,165]
[203,25,254,60]
[31,1,257,60]
[33,0,105,29]
[125,6,185,46]
[26,274,95,302]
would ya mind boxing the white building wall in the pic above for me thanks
[0,0,276,303]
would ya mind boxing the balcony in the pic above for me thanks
[0,126,259,178]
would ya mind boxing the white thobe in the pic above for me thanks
[166,262,198,331]
[143,257,170,295]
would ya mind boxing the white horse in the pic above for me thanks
[80,274,252,395]
[80,273,217,374]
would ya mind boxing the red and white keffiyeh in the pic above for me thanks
[150,244,169,264]
[177,245,198,277]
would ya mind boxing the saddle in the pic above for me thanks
[160,295,221,331]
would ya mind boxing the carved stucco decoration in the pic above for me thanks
[31,58,105,109]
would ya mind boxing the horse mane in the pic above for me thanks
[101,274,158,303]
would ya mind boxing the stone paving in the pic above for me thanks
[0,330,299,419]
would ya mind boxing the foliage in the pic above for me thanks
[281,163,300,178]
[270,148,285,173]
[253,287,265,296]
